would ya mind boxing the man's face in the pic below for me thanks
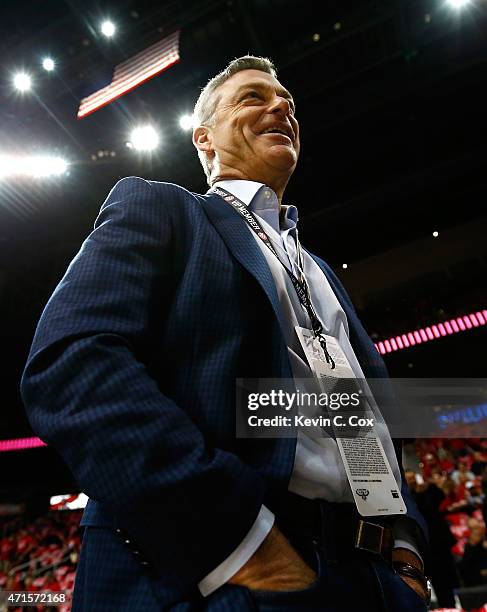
[405,471,417,489]
[197,69,300,187]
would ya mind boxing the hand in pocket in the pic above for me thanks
[228,525,317,592]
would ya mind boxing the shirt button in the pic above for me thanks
[264,189,271,198]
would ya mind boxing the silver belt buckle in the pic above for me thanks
[355,520,384,555]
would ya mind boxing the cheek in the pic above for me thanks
[238,128,260,155]
[229,121,251,145]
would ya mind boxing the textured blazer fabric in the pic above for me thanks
[20,176,427,610]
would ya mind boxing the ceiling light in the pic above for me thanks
[42,58,55,71]
[101,20,116,37]
[129,125,159,152]
[0,155,68,178]
[446,0,470,8]
[13,73,32,92]
[179,114,193,131]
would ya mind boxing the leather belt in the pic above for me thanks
[274,492,394,567]
[355,518,393,566]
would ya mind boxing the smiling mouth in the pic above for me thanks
[260,132,293,144]
[259,126,294,141]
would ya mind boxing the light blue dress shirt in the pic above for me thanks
[199,180,421,596]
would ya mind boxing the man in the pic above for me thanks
[21,56,429,610]
[405,470,458,607]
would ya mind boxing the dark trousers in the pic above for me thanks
[217,547,428,611]
[203,496,428,611]
[74,496,429,611]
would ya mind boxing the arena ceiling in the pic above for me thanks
[0,0,486,453]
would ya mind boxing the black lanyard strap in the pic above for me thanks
[211,186,335,369]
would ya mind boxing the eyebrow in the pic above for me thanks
[234,82,296,110]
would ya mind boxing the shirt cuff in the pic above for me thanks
[393,516,424,570]
[198,505,275,597]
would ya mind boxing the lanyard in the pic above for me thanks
[211,186,335,369]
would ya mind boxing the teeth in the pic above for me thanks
[262,127,290,137]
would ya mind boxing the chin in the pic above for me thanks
[265,146,298,170]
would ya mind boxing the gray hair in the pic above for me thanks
[193,55,277,185]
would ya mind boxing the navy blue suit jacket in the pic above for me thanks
[21,177,427,610]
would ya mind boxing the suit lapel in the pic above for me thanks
[201,193,288,334]
[201,194,387,381]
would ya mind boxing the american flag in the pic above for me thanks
[77,30,180,119]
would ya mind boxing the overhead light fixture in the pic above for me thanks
[101,20,116,37]
[0,155,68,179]
[13,72,32,92]
[42,58,55,71]
[179,114,193,131]
[432,231,439,238]
[128,125,160,152]
[446,0,470,8]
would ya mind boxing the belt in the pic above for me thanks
[275,492,394,567]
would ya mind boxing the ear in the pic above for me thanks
[193,126,215,160]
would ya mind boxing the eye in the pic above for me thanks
[242,90,263,101]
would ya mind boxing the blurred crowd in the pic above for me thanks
[407,438,487,609]
[0,509,82,611]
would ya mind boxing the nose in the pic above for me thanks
[269,95,291,117]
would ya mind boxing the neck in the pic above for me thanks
[212,169,287,206]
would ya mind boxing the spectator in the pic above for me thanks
[459,519,487,586]
[451,458,475,486]
[405,469,459,608]
[471,451,487,476]
[439,476,468,514]
[466,481,485,508]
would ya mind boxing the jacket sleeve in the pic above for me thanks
[20,176,266,589]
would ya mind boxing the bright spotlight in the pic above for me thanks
[42,58,55,71]
[129,126,160,151]
[446,0,470,8]
[13,72,32,92]
[34,156,68,177]
[179,114,193,131]
[101,20,116,37]
[0,155,68,179]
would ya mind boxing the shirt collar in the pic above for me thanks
[213,179,299,234]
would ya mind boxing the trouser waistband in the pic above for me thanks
[274,492,394,566]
